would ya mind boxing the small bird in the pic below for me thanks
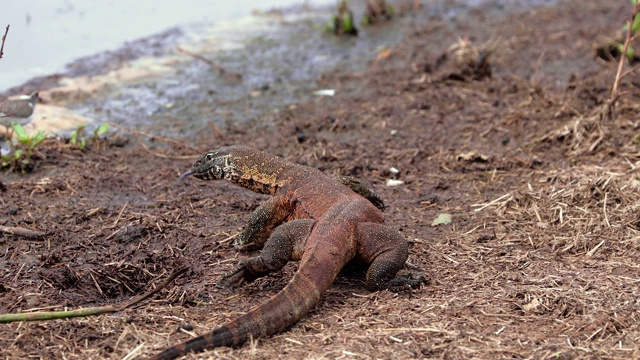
[0,91,40,130]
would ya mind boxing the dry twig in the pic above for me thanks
[563,3,640,153]
[108,122,198,150]
[0,225,45,239]
[108,122,200,160]
[0,25,9,60]
[608,2,640,116]
[177,46,242,81]
[0,267,187,323]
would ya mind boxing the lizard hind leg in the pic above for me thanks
[356,222,426,292]
[219,219,316,289]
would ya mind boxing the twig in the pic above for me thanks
[0,25,9,60]
[0,267,187,323]
[471,193,512,212]
[109,122,201,159]
[177,46,242,81]
[122,342,146,360]
[178,46,225,73]
[587,240,605,257]
[134,133,199,160]
[603,192,610,228]
[379,327,457,335]
[0,225,45,239]
[117,267,187,309]
[107,122,199,151]
[113,201,128,227]
[610,3,640,103]
[619,60,640,79]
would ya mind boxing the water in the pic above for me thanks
[0,0,334,91]
[75,4,410,137]
[0,0,558,139]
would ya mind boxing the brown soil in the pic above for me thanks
[2,1,640,359]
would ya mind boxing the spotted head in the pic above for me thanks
[179,145,294,195]
[186,148,235,181]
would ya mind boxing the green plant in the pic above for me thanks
[629,2,640,33]
[70,123,109,151]
[0,148,23,168]
[70,125,87,149]
[93,123,109,150]
[618,0,640,62]
[0,122,46,170]
[13,123,45,163]
[326,0,358,36]
[596,1,640,64]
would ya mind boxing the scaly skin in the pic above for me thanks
[150,145,423,359]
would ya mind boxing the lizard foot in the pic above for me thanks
[216,270,245,290]
[386,274,428,293]
[234,241,261,253]
[216,259,262,289]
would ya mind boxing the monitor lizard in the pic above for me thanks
[149,145,424,359]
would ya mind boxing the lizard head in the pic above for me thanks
[179,145,287,195]
[188,149,235,181]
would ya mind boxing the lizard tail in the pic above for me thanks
[148,265,332,360]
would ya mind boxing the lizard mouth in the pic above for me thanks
[178,168,210,182]
[190,161,223,180]
[181,151,231,181]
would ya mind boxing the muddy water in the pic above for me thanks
[82,6,411,139]
[1,0,556,140]
[0,0,334,91]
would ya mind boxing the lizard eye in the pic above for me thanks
[205,154,214,161]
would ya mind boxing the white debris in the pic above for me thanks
[385,179,404,187]
[313,89,335,96]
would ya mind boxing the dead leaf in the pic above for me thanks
[431,213,452,226]
[457,151,490,162]
[522,298,541,312]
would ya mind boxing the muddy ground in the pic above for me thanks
[2,1,640,359]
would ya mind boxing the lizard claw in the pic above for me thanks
[234,242,261,252]
[386,274,428,293]
[217,268,247,290]
[218,259,262,289]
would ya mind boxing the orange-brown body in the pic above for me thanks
[150,145,423,359]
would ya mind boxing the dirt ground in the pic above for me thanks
[2,1,640,359]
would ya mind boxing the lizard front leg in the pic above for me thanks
[234,196,292,251]
[220,219,315,289]
[356,222,426,291]
[337,176,385,211]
